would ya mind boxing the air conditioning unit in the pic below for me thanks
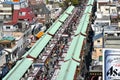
[32,64,34,69]
[25,73,28,78]
[27,69,30,73]
[21,78,25,80]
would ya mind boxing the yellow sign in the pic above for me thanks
[36,31,44,39]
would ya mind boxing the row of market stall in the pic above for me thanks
[3,5,76,80]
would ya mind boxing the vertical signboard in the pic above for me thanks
[103,48,120,80]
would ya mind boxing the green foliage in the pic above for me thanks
[71,0,79,5]
[59,2,64,7]
[64,0,79,6]
[46,0,49,4]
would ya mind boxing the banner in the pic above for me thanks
[103,48,120,80]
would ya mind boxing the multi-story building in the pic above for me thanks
[0,3,12,21]
[91,0,120,79]
[104,26,120,48]
[0,0,35,63]
[0,36,17,62]
[92,33,103,60]
[29,1,51,24]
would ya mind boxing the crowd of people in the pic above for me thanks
[39,7,81,80]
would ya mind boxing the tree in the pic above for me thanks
[46,0,49,4]
[64,0,79,6]
[71,0,79,6]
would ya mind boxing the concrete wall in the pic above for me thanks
[0,53,6,67]
[3,25,18,31]
[94,37,103,48]
[92,47,102,60]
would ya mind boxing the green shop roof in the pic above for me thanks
[1,36,15,41]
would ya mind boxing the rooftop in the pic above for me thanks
[0,36,15,41]
[93,33,103,41]
[2,32,23,40]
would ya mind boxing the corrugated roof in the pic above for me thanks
[48,21,62,35]
[65,5,75,14]
[87,0,91,5]
[3,58,33,80]
[59,13,69,22]
[87,6,93,13]
[81,14,90,35]
[56,60,79,80]
[73,36,85,61]
[64,36,79,61]
[29,34,52,58]
[87,0,94,5]
[64,35,85,61]
[75,14,86,35]
[84,6,90,14]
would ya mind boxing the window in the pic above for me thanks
[5,15,12,20]
[100,49,102,52]
[19,12,26,16]
[106,9,109,11]
[108,34,114,37]
[97,40,100,43]
[6,26,10,29]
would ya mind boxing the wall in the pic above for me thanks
[3,25,18,31]
[92,47,102,60]
[0,52,6,67]
[94,37,103,48]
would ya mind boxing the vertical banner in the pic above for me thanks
[103,48,120,80]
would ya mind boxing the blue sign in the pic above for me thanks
[103,49,120,80]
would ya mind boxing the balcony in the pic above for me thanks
[0,7,12,11]
[0,12,12,15]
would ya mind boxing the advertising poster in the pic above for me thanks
[103,48,120,80]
